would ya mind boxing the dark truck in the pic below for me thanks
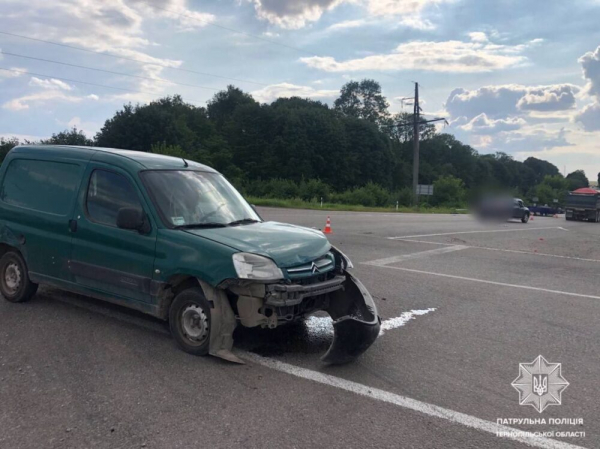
[528,204,561,216]
[565,188,600,221]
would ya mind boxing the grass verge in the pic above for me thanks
[247,197,467,214]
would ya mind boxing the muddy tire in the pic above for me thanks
[0,251,38,303]
[521,213,530,223]
[169,287,211,356]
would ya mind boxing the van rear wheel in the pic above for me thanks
[169,288,211,356]
[0,251,38,303]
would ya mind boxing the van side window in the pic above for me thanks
[0,159,80,215]
[86,170,143,227]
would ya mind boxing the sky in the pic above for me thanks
[1,0,600,179]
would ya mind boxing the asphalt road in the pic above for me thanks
[1,208,598,449]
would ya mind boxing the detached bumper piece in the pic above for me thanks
[321,272,381,365]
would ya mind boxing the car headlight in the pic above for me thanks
[232,253,284,281]
[331,246,354,270]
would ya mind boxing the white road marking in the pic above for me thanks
[379,308,436,335]
[363,245,469,266]
[363,264,600,301]
[241,352,585,449]
[388,226,563,240]
[394,239,600,264]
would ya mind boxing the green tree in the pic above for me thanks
[334,79,390,125]
[565,170,589,190]
[41,127,93,146]
[207,85,258,131]
[523,157,560,184]
[534,175,569,204]
[0,137,20,165]
[387,112,436,143]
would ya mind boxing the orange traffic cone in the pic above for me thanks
[530,215,534,221]
[323,216,332,234]
[553,214,558,218]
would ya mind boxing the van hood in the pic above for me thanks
[184,221,331,268]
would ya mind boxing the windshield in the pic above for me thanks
[141,170,260,227]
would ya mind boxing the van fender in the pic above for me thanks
[0,225,25,253]
[197,279,244,364]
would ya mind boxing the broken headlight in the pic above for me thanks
[331,246,354,270]
[232,253,284,281]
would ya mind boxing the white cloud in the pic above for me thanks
[247,0,453,30]
[575,45,600,131]
[3,90,94,111]
[300,33,537,73]
[247,0,344,29]
[366,0,454,30]
[327,19,368,31]
[575,103,600,131]
[446,84,580,120]
[130,0,215,31]
[517,85,579,111]
[0,67,27,79]
[458,113,526,134]
[364,0,452,16]
[29,77,73,91]
[468,32,488,43]
[251,82,338,103]
[579,45,600,97]
[0,0,215,109]
[491,127,572,152]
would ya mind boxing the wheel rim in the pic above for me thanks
[180,304,209,345]
[4,262,22,295]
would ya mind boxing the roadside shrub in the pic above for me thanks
[298,179,330,202]
[333,183,390,207]
[431,175,465,207]
[394,187,414,207]
[264,178,300,199]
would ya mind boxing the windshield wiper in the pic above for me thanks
[175,222,228,229]
[228,218,260,226]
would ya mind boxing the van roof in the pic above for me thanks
[10,145,218,173]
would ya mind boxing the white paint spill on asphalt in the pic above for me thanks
[379,308,436,335]
[305,308,436,338]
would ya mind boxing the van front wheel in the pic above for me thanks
[0,251,38,303]
[169,288,211,356]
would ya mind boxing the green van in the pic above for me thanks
[0,145,380,364]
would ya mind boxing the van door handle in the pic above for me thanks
[69,219,78,232]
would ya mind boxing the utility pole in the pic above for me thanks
[397,82,447,206]
[412,82,420,205]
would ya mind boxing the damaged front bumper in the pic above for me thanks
[215,268,380,364]
[320,272,380,364]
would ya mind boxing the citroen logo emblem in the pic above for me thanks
[311,262,320,274]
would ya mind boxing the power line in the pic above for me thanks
[0,50,218,91]
[0,30,269,87]
[0,67,202,105]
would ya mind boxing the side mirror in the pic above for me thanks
[116,207,150,233]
